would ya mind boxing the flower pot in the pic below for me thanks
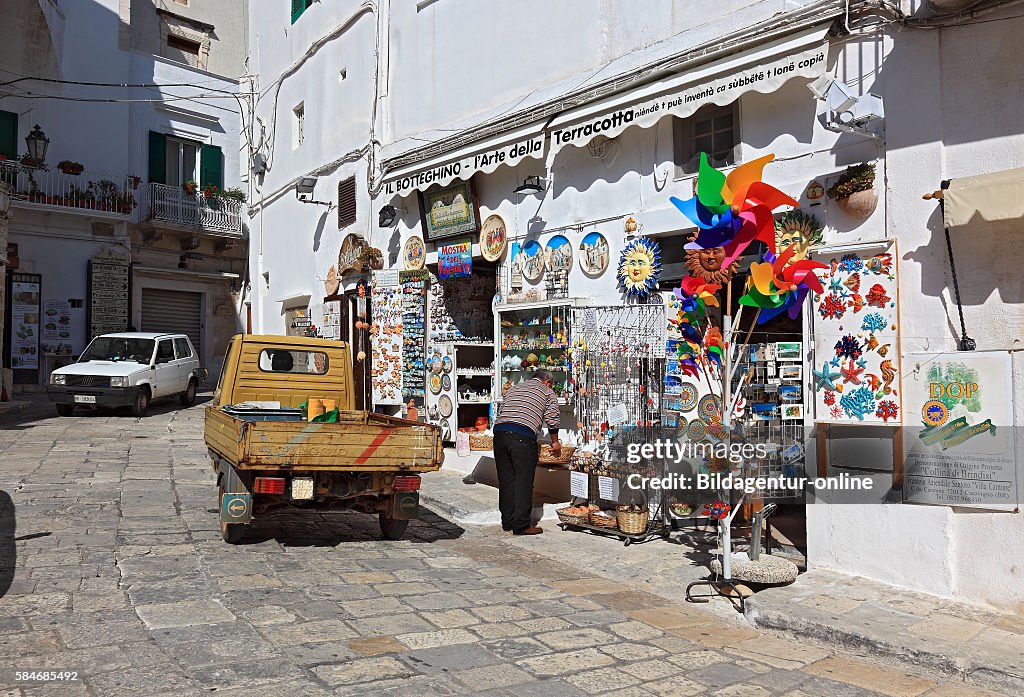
[836,188,878,220]
[59,165,83,176]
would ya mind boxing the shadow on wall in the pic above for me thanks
[0,490,14,599]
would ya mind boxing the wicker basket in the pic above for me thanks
[589,511,619,529]
[556,507,591,526]
[538,445,575,465]
[616,506,650,535]
[468,434,493,450]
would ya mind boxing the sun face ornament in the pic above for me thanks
[616,236,662,300]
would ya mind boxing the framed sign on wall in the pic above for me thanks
[418,180,480,242]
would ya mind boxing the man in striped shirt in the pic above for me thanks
[493,369,561,535]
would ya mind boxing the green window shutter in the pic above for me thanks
[200,144,223,188]
[0,110,18,159]
[291,0,304,23]
[148,131,166,184]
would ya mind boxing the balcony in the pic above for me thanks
[140,182,244,237]
[0,160,136,219]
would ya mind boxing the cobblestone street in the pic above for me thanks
[0,397,1012,696]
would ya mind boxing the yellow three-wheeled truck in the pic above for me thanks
[204,335,443,543]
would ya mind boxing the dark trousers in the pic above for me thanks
[493,430,538,532]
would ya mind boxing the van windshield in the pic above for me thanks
[80,337,155,364]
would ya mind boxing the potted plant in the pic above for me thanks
[357,247,384,271]
[220,186,247,204]
[127,175,141,190]
[202,184,220,209]
[827,163,877,220]
[183,180,198,195]
[57,160,84,176]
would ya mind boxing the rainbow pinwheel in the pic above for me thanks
[739,243,828,323]
[703,326,725,367]
[670,153,799,267]
[675,276,721,311]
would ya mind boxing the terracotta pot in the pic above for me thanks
[836,188,878,220]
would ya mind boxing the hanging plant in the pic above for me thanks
[183,180,198,195]
[827,163,875,200]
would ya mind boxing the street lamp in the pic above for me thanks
[24,125,49,165]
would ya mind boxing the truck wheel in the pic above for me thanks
[221,521,245,544]
[180,379,197,406]
[132,388,150,418]
[56,404,74,417]
[379,514,409,541]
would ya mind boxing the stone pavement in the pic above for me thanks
[0,395,1016,696]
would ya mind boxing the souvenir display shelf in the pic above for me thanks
[494,299,578,406]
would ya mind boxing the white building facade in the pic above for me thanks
[1,0,248,389]
[246,0,1024,611]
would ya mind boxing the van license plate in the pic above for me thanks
[74,395,96,404]
[291,477,314,500]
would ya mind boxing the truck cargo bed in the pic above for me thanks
[206,406,443,472]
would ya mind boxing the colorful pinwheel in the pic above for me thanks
[739,243,828,323]
[670,153,799,267]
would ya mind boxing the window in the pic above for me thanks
[166,137,200,187]
[167,34,201,60]
[156,341,175,364]
[337,177,357,229]
[0,110,18,159]
[291,0,314,24]
[674,103,740,176]
[174,338,193,359]
[148,132,222,188]
[258,349,328,374]
[293,103,305,149]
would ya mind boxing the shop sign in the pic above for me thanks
[438,240,472,279]
[88,252,129,339]
[8,272,41,370]
[549,43,827,156]
[904,351,1017,511]
[418,180,480,242]
[383,135,544,198]
[338,234,370,274]
[41,299,74,355]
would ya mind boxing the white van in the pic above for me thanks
[47,332,206,417]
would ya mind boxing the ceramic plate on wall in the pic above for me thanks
[441,374,452,391]
[438,394,453,418]
[678,383,699,412]
[578,231,610,275]
[480,214,508,262]
[521,240,544,282]
[441,355,453,374]
[429,374,442,395]
[544,234,573,272]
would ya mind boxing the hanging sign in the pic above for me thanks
[438,240,472,279]
[338,234,370,274]
[903,351,1017,510]
[419,180,481,242]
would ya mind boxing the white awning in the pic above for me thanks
[943,167,1024,228]
[381,121,546,199]
[546,23,832,158]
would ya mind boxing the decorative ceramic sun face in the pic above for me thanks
[617,237,662,300]
[684,245,737,285]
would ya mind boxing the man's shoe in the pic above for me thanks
[513,526,543,536]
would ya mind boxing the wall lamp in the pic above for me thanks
[378,204,407,227]
[807,75,884,139]
[513,175,549,197]
[295,176,334,208]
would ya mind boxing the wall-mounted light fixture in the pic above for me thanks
[807,75,884,139]
[23,125,49,166]
[513,175,549,196]
[295,176,334,208]
[378,204,407,227]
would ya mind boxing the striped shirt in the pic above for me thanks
[495,378,560,436]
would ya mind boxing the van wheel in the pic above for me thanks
[379,514,409,541]
[221,521,245,544]
[56,404,74,417]
[132,388,150,418]
[180,379,197,406]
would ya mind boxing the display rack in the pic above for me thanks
[494,299,578,406]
